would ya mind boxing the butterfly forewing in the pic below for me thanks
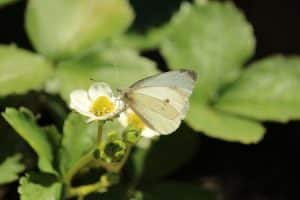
[128,97,183,134]
[130,70,197,92]
[132,87,190,117]
[128,92,180,119]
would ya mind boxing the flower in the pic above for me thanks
[69,82,124,122]
[119,108,159,138]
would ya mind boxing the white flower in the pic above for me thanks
[119,108,159,138]
[69,82,124,122]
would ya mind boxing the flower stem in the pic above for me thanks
[65,121,133,199]
[64,121,105,185]
[67,174,110,198]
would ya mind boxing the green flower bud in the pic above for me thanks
[100,139,126,163]
[123,125,142,144]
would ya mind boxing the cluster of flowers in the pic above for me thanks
[70,82,159,138]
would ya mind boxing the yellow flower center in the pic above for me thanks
[90,96,115,116]
[127,112,145,130]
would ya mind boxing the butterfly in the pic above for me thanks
[120,69,197,135]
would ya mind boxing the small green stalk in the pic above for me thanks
[65,121,105,190]
[67,174,111,198]
[65,120,134,199]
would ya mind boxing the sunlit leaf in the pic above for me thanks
[0,45,53,97]
[2,108,57,174]
[187,103,265,144]
[111,26,169,50]
[26,0,134,60]
[19,172,62,200]
[217,56,300,122]
[0,154,25,184]
[161,1,255,103]
[59,112,98,176]
[50,47,159,102]
[43,125,62,152]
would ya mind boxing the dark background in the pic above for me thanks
[1,0,300,200]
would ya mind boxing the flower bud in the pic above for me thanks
[100,139,126,163]
[123,125,142,144]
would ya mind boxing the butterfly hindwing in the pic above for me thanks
[128,95,183,134]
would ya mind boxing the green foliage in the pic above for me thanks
[2,108,57,174]
[0,154,25,184]
[0,45,53,97]
[161,0,255,103]
[187,104,265,144]
[153,0,263,143]
[59,112,97,175]
[25,0,134,60]
[50,47,159,102]
[1,0,300,199]
[112,26,169,51]
[19,173,62,200]
[217,56,300,122]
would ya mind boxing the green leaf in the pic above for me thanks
[59,112,98,176]
[25,0,134,60]
[0,45,53,97]
[19,172,62,200]
[0,117,23,158]
[111,26,169,51]
[216,56,300,122]
[0,154,25,184]
[136,127,200,182]
[43,125,62,151]
[146,182,217,200]
[160,1,255,103]
[186,102,265,144]
[50,47,159,102]
[0,0,18,7]
[2,108,57,174]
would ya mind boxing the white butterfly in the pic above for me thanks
[121,69,197,135]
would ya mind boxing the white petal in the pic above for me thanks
[141,127,160,138]
[118,112,129,127]
[88,82,113,100]
[70,90,92,115]
[113,98,125,113]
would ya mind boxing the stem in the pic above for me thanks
[97,121,104,144]
[64,121,105,184]
[67,175,110,198]
[65,121,134,199]
[84,144,133,173]
[115,145,132,173]
[64,152,94,184]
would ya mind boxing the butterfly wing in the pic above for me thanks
[124,70,197,134]
[130,69,197,92]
